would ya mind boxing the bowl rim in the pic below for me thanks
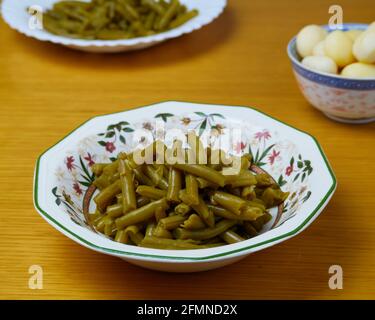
[287,23,375,81]
[33,100,337,263]
[1,0,227,48]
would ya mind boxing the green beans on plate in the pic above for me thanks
[90,134,289,249]
[39,0,199,40]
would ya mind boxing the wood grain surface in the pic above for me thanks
[0,0,374,300]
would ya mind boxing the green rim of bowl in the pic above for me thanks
[33,100,337,262]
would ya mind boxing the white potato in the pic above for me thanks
[368,21,375,32]
[296,25,327,58]
[312,41,326,56]
[302,56,338,74]
[324,30,355,67]
[341,62,375,78]
[346,29,363,41]
[353,30,375,63]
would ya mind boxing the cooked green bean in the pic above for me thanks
[136,185,166,199]
[172,164,225,187]
[159,214,186,230]
[106,203,123,218]
[174,203,191,215]
[40,0,199,40]
[224,170,257,187]
[180,190,215,227]
[91,133,288,249]
[211,191,247,215]
[174,219,238,241]
[116,198,168,230]
[166,168,182,202]
[181,214,206,230]
[153,224,173,239]
[155,206,167,222]
[94,180,121,212]
[144,165,168,190]
[169,9,198,29]
[207,204,263,221]
[119,159,137,214]
[261,187,289,208]
[220,230,245,244]
[185,174,199,205]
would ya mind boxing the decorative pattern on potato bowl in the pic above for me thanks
[33,101,336,272]
[1,0,227,53]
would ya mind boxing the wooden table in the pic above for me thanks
[0,0,374,300]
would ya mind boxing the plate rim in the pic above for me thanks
[1,0,227,48]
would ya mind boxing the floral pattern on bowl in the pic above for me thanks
[34,101,336,272]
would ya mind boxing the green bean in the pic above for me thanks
[220,230,245,244]
[133,167,154,186]
[153,224,173,239]
[185,174,199,205]
[261,187,289,208]
[155,206,167,222]
[207,204,263,221]
[196,177,219,189]
[142,0,165,15]
[255,173,275,187]
[116,198,168,230]
[180,190,215,227]
[115,229,127,243]
[169,9,198,29]
[144,165,168,190]
[156,0,179,30]
[243,222,258,237]
[90,132,288,249]
[174,203,191,216]
[159,215,186,230]
[106,203,123,218]
[119,159,137,214]
[172,164,225,187]
[242,185,256,200]
[91,163,106,177]
[224,170,257,187]
[137,196,151,207]
[94,180,121,212]
[145,221,156,237]
[181,214,206,230]
[136,185,166,199]
[166,168,182,202]
[211,191,247,215]
[174,219,238,241]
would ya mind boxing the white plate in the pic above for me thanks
[1,0,227,52]
[33,101,337,272]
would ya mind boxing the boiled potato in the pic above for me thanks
[368,21,375,32]
[297,25,327,58]
[341,62,375,78]
[302,56,338,74]
[324,30,355,67]
[346,29,363,41]
[312,41,326,56]
[353,30,375,63]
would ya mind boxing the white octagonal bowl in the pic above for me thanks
[33,101,336,272]
[1,0,227,53]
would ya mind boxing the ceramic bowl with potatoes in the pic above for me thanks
[287,23,375,124]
